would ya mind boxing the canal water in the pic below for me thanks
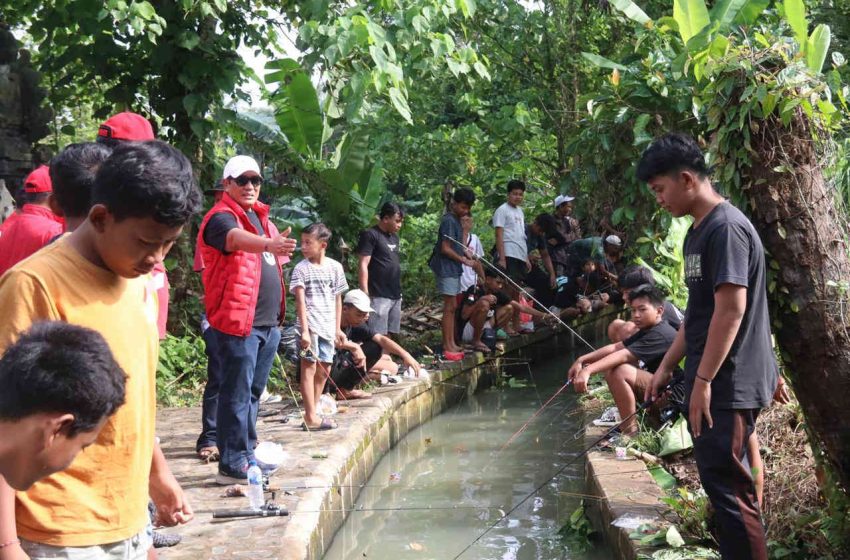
[323,340,610,560]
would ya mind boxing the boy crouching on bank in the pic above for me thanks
[567,285,682,434]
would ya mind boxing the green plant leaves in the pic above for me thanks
[581,52,629,71]
[783,0,808,49]
[709,0,748,31]
[610,0,651,24]
[806,24,831,74]
[673,0,711,44]
[266,59,325,158]
[389,87,413,124]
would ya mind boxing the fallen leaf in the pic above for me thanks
[409,542,425,551]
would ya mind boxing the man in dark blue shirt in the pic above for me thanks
[640,133,780,560]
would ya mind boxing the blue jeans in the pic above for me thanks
[212,326,282,475]
[196,327,222,451]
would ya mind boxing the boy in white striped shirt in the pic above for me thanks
[290,223,348,430]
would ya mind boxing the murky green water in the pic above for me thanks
[323,342,610,560]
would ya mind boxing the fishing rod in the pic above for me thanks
[443,234,597,352]
[451,376,684,560]
[497,380,572,453]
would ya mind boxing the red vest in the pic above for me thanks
[197,194,286,336]
[0,205,64,276]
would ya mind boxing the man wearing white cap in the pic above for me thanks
[333,289,422,399]
[196,155,296,484]
[549,194,582,276]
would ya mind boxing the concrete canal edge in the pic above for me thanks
[290,313,621,560]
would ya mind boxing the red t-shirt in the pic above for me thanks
[0,205,63,276]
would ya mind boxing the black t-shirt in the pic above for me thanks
[203,211,282,327]
[343,323,381,369]
[624,320,678,373]
[663,301,684,330]
[683,202,778,409]
[356,226,401,299]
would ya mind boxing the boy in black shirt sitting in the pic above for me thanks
[457,266,553,351]
[567,285,679,434]
[608,265,684,342]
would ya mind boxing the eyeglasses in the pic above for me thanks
[233,175,262,187]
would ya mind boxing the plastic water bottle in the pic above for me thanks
[246,461,264,510]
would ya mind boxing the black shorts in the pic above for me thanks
[504,257,527,283]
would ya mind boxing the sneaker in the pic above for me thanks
[592,406,622,427]
[260,389,283,404]
[152,530,182,548]
[216,468,248,486]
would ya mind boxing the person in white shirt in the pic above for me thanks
[459,213,484,292]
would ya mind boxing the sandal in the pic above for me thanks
[198,446,220,462]
[301,418,338,431]
[472,342,492,354]
[338,388,372,399]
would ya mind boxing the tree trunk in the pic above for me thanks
[745,111,850,492]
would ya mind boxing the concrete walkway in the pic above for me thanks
[155,327,560,560]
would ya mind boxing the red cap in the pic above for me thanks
[24,165,52,193]
[97,112,155,141]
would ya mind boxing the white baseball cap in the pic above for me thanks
[605,235,623,247]
[554,194,576,207]
[222,155,262,180]
[343,289,375,312]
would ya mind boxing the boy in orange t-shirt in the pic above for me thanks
[0,141,201,559]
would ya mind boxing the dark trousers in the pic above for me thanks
[330,340,382,391]
[212,326,281,474]
[196,327,222,451]
[693,408,767,560]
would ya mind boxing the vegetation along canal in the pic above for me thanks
[323,337,610,560]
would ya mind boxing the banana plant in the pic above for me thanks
[230,58,387,236]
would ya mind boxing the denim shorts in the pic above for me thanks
[436,275,462,296]
[302,333,335,363]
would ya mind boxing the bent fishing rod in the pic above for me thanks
[443,234,596,352]
[451,375,684,560]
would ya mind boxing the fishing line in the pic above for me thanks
[443,234,597,352]
[451,377,683,560]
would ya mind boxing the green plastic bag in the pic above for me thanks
[658,416,693,457]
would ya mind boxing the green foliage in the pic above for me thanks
[558,502,596,552]
[659,488,715,544]
[156,332,208,407]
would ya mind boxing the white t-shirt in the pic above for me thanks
[492,202,526,260]
[460,233,484,291]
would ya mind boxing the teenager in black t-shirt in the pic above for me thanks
[567,285,678,434]
[356,202,404,337]
[639,133,781,560]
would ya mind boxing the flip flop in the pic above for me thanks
[301,418,337,431]
[443,351,464,361]
[472,342,492,354]
[197,446,220,462]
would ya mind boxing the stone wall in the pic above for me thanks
[0,24,51,222]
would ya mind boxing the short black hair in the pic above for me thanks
[453,188,476,205]
[534,213,557,236]
[92,141,202,227]
[619,266,655,290]
[507,179,526,193]
[23,192,51,205]
[0,322,127,436]
[50,143,113,218]
[636,133,711,182]
[485,265,506,279]
[95,136,120,149]
[379,202,404,220]
[303,222,332,242]
[628,284,665,308]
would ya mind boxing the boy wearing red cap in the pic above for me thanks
[0,166,63,276]
[95,112,171,339]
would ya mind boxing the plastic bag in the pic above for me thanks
[658,416,693,457]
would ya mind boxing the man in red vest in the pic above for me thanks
[95,111,172,339]
[0,166,63,275]
[196,155,295,483]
